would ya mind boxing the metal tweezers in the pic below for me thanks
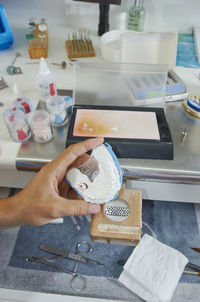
[24,255,76,275]
[39,243,104,267]
[23,242,105,292]
[24,255,87,292]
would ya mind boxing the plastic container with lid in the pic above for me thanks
[64,95,74,116]
[73,61,167,110]
[29,109,53,143]
[46,95,68,126]
[3,107,31,142]
[36,57,56,102]
[13,96,33,114]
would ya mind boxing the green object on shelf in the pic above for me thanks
[128,0,146,32]
[25,34,35,41]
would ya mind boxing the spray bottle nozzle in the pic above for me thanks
[39,57,50,74]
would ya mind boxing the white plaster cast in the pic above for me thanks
[66,144,123,204]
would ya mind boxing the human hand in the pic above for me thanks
[4,137,104,228]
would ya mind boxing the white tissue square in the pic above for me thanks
[119,234,188,302]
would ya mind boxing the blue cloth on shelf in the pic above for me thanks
[8,200,200,284]
[176,33,200,68]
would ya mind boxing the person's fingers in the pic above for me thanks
[52,196,101,216]
[48,137,104,182]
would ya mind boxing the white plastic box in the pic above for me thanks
[100,30,187,101]
[73,61,168,109]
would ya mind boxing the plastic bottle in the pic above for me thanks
[36,57,56,102]
[128,0,146,32]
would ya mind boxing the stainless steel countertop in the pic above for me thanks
[16,98,200,184]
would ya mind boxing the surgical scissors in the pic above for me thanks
[24,255,87,291]
[71,241,92,292]
[39,242,104,267]
[23,241,103,292]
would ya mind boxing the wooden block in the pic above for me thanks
[28,24,48,59]
[65,40,95,60]
[90,185,142,245]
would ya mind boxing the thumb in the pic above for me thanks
[57,197,101,216]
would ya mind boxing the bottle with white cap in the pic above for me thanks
[36,57,56,102]
[128,0,146,32]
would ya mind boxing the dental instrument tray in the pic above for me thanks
[66,105,173,160]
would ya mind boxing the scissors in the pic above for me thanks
[23,241,104,292]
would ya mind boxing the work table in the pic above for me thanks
[1,25,200,202]
[16,95,200,184]
[1,2,200,302]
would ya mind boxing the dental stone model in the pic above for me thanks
[65,143,123,204]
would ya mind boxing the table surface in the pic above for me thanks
[16,94,200,184]
[1,25,200,186]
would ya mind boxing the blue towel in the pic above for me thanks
[9,200,200,283]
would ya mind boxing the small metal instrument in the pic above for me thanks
[51,61,67,69]
[7,52,22,75]
[186,262,200,272]
[180,126,189,144]
[39,243,104,267]
[11,51,21,65]
[22,241,104,292]
[7,66,23,75]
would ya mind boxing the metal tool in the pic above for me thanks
[26,61,40,64]
[184,269,200,276]
[23,241,104,292]
[39,242,104,267]
[6,52,22,75]
[11,51,21,65]
[117,257,200,274]
[23,255,87,292]
[180,126,189,144]
[186,262,200,272]
[51,61,67,69]
[7,66,23,75]
[38,241,103,291]
[71,241,90,292]
[186,247,200,272]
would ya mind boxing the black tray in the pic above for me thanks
[66,105,173,160]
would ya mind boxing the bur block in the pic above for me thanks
[65,40,95,61]
[28,24,48,59]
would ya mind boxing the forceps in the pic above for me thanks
[24,254,86,291]
[23,241,104,292]
[41,240,104,292]
[39,241,104,267]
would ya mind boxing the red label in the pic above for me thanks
[17,129,28,141]
[49,83,55,96]
[21,102,31,113]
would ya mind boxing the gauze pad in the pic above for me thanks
[65,143,123,204]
